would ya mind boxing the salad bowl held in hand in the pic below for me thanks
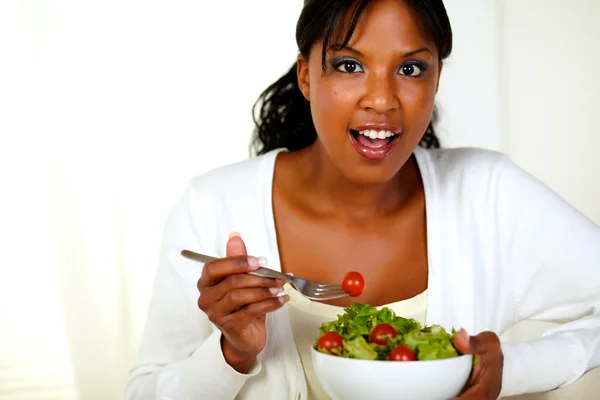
[310,303,473,400]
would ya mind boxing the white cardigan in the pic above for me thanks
[126,147,600,400]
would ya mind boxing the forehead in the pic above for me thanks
[331,0,435,53]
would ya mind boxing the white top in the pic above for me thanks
[125,146,600,400]
[285,284,428,400]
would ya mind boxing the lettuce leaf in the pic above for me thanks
[316,302,459,361]
[343,336,378,360]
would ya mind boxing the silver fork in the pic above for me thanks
[180,249,348,301]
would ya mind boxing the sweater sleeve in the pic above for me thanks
[124,182,261,400]
[495,156,600,398]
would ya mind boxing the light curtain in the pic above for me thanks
[0,0,301,398]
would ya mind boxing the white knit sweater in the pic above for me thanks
[126,147,600,400]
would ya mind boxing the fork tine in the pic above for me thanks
[315,288,347,294]
[305,282,343,292]
[310,288,348,296]
[309,291,348,300]
[314,283,343,289]
[314,285,344,292]
[310,285,342,290]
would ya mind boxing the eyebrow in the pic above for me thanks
[403,47,432,57]
[331,45,432,58]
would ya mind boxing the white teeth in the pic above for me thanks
[358,129,395,139]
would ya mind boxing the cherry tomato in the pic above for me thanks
[342,271,365,297]
[369,323,398,346]
[317,332,344,354]
[388,345,417,361]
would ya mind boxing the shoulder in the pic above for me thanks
[415,146,550,219]
[419,146,507,178]
[188,149,280,199]
[422,146,552,196]
[418,146,568,216]
[163,149,282,255]
[417,146,511,191]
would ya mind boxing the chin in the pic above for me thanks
[343,146,415,186]
[339,159,404,186]
[312,136,415,185]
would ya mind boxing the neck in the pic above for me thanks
[294,142,421,220]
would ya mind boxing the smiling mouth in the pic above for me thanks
[348,128,401,161]
[350,129,399,148]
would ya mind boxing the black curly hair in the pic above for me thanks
[251,0,453,156]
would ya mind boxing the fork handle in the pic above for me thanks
[180,249,292,283]
[248,267,293,283]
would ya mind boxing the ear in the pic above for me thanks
[297,54,310,101]
[435,62,443,94]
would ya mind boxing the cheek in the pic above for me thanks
[400,82,437,130]
[312,82,338,113]
[310,77,356,134]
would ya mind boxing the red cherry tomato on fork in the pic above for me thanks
[342,271,365,297]
[317,332,344,354]
[388,345,417,361]
[369,323,398,346]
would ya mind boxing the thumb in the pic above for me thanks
[453,329,482,380]
[468,331,501,355]
[453,328,473,355]
[454,330,502,361]
[226,232,248,258]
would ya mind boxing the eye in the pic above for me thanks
[398,62,428,77]
[333,60,365,74]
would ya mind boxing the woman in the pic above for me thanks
[126,0,600,399]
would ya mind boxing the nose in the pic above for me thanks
[359,72,400,114]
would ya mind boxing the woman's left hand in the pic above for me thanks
[452,329,504,400]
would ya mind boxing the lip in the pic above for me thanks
[349,130,401,161]
[352,123,402,135]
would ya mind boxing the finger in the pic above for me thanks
[451,382,485,400]
[209,275,286,302]
[244,295,289,318]
[469,331,501,355]
[197,276,284,315]
[453,363,502,400]
[220,296,289,334]
[199,255,265,288]
[453,330,501,356]
[453,328,472,355]
[453,329,480,383]
[227,232,247,258]
[452,331,504,399]
[217,287,284,316]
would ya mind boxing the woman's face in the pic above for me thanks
[298,0,441,185]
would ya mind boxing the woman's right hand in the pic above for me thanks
[196,233,289,373]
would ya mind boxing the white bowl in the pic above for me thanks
[311,347,472,400]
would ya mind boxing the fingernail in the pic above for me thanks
[256,256,268,267]
[269,287,283,295]
[247,257,260,270]
[453,328,467,340]
[228,232,241,239]
[247,256,268,269]
[458,328,470,340]
[279,294,290,304]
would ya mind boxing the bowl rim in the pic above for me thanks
[310,345,473,364]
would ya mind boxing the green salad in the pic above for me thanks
[315,303,459,361]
